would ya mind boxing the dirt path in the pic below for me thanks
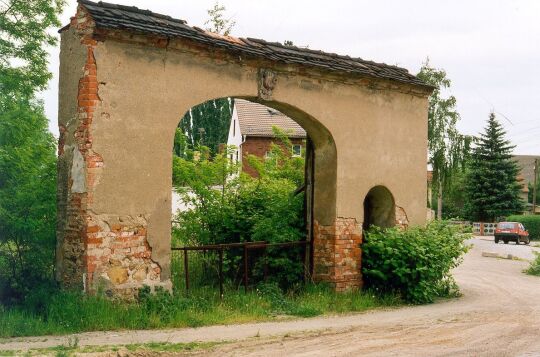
[2,237,540,356]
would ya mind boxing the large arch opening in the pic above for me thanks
[169,96,337,291]
[363,186,396,231]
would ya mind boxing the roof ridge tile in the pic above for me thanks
[77,0,432,89]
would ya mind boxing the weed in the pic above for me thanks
[525,252,540,276]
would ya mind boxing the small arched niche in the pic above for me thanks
[363,186,396,230]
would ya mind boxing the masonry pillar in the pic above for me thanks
[56,6,170,297]
[312,218,363,291]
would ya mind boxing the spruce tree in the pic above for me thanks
[464,113,524,221]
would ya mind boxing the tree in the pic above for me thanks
[0,0,65,98]
[464,113,524,221]
[204,2,235,36]
[417,59,471,219]
[0,95,57,303]
[0,0,64,302]
[176,98,233,156]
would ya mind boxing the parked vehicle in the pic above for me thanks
[494,222,530,245]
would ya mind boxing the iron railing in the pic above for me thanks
[171,240,309,298]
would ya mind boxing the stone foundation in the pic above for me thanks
[84,213,169,296]
[313,218,362,291]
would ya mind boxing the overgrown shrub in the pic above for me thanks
[172,128,305,288]
[362,221,470,304]
[506,215,540,240]
[524,252,540,276]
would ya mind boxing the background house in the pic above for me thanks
[227,99,306,176]
[173,99,307,212]
[514,155,540,214]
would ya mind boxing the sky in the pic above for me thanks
[41,0,540,155]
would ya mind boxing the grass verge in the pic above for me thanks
[0,283,400,338]
[1,341,222,356]
[524,252,540,276]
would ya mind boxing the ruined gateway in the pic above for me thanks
[56,0,433,297]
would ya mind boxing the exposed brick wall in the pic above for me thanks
[241,136,304,177]
[395,205,409,229]
[56,6,99,290]
[313,218,362,291]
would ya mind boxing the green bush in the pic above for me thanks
[172,128,305,288]
[362,221,470,304]
[506,215,540,240]
[525,252,540,276]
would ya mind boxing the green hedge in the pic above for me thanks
[506,215,540,240]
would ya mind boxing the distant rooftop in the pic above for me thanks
[77,0,432,89]
[514,155,540,184]
[235,99,306,138]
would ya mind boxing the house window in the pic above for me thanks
[292,144,302,157]
[233,119,236,137]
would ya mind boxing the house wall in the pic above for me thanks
[242,137,305,177]
[56,4,430,295]
[226,104,243,164]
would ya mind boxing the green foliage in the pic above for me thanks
[524,252,540,276]
[0,283,398,338]
[172,127,305,287]
[204,2,235,36]
[464,113,525,221]
[0,0,65,97]
[176,98,233,156]
[362,221,470,304]
[0,96,57,303]
[438,169,469,219]
[417,59,472,219]
[0,0,64,304]
[506,215,540,240]
[528,180,539,204]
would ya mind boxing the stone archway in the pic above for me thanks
[56,0,432,296]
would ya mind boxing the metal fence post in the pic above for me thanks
[243,244,248,293]
[218,248,224,299]
[184,249,189,293]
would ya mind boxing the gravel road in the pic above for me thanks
[2,237,539,356]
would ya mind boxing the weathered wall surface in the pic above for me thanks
[56,26,88,287]
[267,73,429,226]
[57,5,429,294]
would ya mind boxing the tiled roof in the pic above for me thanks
[78,0,432,89]
[514,155,540,184]
[235,99,306,138]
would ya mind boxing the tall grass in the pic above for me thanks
[0,251,400,338]
[0,284,399,338]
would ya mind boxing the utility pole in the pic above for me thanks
[533,158,538,215]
